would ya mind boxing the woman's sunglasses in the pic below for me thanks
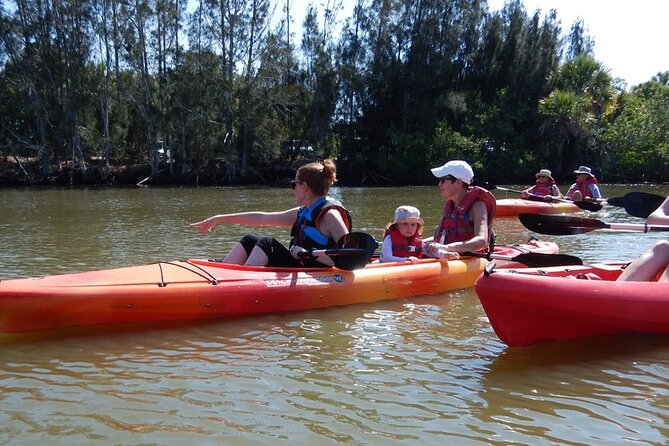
[290,180,303,189]
[439,175,457,183]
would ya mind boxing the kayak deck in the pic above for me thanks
[0,240,558,334]
[475,263,669,347]
[495,198,581,217]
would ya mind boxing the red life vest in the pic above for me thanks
[529,179,556,196]
[434,187,496,245]
[388,227,423,258]
[566,176,598,199]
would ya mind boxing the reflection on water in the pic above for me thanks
[0,185,668,444]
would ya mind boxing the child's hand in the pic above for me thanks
[406,256,420,263]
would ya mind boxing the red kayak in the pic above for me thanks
[0,241,559,334]
[475,263,669,347]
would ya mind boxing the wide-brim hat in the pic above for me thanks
[392,205,424,226]
[535,169,553,180]
[430,160,474,184]
[573,165,593,177]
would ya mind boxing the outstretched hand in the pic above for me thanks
[190,217,217,234]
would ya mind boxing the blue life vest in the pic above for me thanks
[290,197,352,250]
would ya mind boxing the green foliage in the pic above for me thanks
[0,0,665,184]
[603,82,669,181]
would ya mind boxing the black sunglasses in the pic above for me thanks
[290,180,303,189]
[439,175,457,183]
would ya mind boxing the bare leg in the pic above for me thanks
[245,246,270,266]
[617,241,669,281]
[223,243,250,264]
[571,191,583,201]
[659,265,669,282]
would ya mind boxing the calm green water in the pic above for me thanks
[0,184,668,445]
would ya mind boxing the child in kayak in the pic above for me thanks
[520,169,562,201]
[380,206,425,263]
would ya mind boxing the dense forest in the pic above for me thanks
[0,0,668,186]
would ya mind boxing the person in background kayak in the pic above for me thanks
[617,195,669,282]
[424,160,496,259]
[380,205,424,263]
[565,166,602,201]
[520,169,562,201]
[190,159,351,268]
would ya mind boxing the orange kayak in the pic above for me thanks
[0,241,558,334]
[495,198,581,217]
[475,263,669,347]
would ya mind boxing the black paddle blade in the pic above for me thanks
[337,232,379,251]
[607,192,665,218]
[519,213,607,235]
[332,232,379,270]
[513,252,583,267]
[573,200,603,212]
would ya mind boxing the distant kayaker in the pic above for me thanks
[424,160,496,259]
[520,169,562,201]
[190,159,351,268]
[379,205,425,263]
[617,195,669,282]
[565,166,602,201]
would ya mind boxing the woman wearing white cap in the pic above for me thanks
[379,205,425,263]
[520,169,562,200]
[425,160,496,258]
[565,165,602,201]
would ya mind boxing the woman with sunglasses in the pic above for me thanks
[424,160,496,259]
[190,159,351,268]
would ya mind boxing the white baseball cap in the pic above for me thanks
[431,160,474,184]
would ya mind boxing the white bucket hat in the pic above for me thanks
[573,166,593,177]
[392,205,424,226]
[535,169,553,180]
[431,160,474,184]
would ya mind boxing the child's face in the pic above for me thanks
[397,221,418,237]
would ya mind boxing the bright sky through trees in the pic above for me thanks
[285,0,668,88]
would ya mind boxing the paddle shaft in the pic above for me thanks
[298,248,370,258]
[519,213,669,235]
[377,241,581,267]
[462,250,583,267]
[599,222,669,232]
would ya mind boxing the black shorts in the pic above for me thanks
[238,234,327,268]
